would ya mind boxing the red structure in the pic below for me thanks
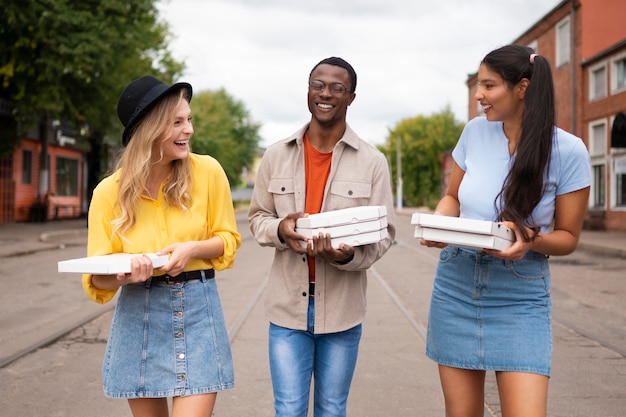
[0,135,86,224]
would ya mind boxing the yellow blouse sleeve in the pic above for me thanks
[82,173,122,304]
[201,155,241,270]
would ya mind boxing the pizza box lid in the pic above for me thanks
[296,217,388,238]
[411,213,514,241]
[58,253,169,274]
[299,228,388,249]
[296,206,387,229]
[413,226,514,251]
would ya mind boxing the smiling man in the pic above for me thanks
[248,57,396,417]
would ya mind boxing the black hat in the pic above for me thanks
[117,75,192,146]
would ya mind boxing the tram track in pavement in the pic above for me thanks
[0,304,115,369]
[4,235,623,365]
[8,215,623,371]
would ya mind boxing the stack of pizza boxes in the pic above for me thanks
[296,205,389,248]
[411,213,515,250]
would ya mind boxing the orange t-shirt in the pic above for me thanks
[304,134,332,282]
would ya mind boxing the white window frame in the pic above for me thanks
[555,16,570,67]
[591,162,606,209]
[610,118,626,209]
[589,62,608,101]
[610,50,626,95]
[611,155,626,210]
[589,119,608,157]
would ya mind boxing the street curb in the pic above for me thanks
[577,242,626,259]
[39,229,88,243]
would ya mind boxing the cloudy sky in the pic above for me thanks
[157,0,562,147]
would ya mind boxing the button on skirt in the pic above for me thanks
[426,246,552,376]
[102,275,234,398]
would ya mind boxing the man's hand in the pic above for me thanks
[307,232,355,264]
[278,213,310,254]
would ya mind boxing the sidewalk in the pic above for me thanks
[574,229,626,258]
[0,215,624,259]
[0,218,88,258]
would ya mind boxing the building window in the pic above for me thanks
[556,17,570,67]
[55,157,79,196]
[22,150,32,184]
[589,121,607,156]
[611,52,626,93]
[590,65,607,101]
[592,164,605,208]
[616,174,626,207]
[615,156,626,208]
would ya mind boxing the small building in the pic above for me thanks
[0,120,87,224]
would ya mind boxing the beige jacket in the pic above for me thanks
[248,124,396,333]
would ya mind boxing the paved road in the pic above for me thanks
[0,211,625,416]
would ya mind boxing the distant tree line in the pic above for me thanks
[379,106,465,208]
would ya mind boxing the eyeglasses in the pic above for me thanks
[308,80,349,95]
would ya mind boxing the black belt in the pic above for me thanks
[151,269,214,284]
[309,282,315,297]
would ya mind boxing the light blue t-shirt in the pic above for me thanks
[452,117,591,233]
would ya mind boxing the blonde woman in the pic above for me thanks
[82,76,241,417]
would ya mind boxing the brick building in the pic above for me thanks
[464,0,626,231]
[0,118,86,224]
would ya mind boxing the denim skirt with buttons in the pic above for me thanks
[426,246,552,376]
[102,273,234,398]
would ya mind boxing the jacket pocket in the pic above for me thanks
[268,178,295,195]
[268,178,296,214]
[329,180,372,206]
[330,180,371,198]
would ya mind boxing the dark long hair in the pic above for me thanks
[483,45,555,241]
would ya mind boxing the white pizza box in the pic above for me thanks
[296,217,388,238]
[58,253,169,274]
[411,213,515,241]
[413,226,514,251]
[299,228,388,249]
[296,206,387,229]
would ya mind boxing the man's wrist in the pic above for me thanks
[335,254,354,265]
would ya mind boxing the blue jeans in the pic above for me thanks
[269,297,362,417]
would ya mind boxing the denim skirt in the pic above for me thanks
[102,273,234,398]
[426,247,552,376]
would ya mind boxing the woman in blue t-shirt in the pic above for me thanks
[421,44,591,417]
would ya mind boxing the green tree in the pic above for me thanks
[190,89,262,185]
[0,0,183,197]
[381,106,464,208]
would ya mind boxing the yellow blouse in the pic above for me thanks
[82,153,241,304]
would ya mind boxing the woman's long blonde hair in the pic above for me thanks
[111,89,193,237]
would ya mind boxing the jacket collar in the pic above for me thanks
[285,123,360,150]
